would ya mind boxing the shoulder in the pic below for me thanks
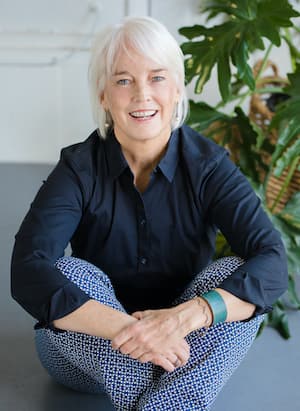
[178,125,228,171]
[53,129,106,204]
[60,129,103,173]
[60,129,100,162]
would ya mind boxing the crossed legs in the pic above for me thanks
[35,256,263,410]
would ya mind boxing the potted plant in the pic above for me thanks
[179,0,300,338]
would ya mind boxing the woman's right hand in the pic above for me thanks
[111,307,191,372]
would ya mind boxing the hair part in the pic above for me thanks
[88,16,189,138]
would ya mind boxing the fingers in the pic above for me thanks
[177,340,190,365]
[136,341,190,372]
[165,352,180,366]
[123,340,190,364]
[111,318,191,371]
[127,347,145,360]
[114,328,154,355]
[159,340,190,367]
[111,321,140,350]
[176,352,189,367]
[139,353,176,373]
[156,356,177,372]
[117,339,137,355]
[129,347,188,369]
[112,314,153,350]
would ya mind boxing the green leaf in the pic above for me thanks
[251,120,266,150]
[283,33,300,69]
[270,68,300,145]
[271,97,300,128]
[268,301,291,339]
[181,38,217,91]
[187,100,230,133]
[256,316,268,338]
[278,192,300,230]
[218,50,231,102]
[203,1,258,21]
[214,231,232,258]
[231,76,248,95]
[232,40,255,90]
[270,110,300,166]
[179,25,211,40]
[258,0,299,28]
[231,107,261,182]
[273,142,300,177]
[271,215,300,274]
[187,103,263,182]
[287,273,300,308]
[283,64,300,97]
[179,0,299,98]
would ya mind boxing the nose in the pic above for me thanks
[133,80,151,102]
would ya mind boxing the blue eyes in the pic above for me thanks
[117,79,131,85]
[152,76,165,82]
[116,76,165,86]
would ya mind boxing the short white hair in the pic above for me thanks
[88,16,189,138]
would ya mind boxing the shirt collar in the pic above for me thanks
[157,128,179,182]
[104,128,179,182]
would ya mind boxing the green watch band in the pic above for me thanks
[201,290,227,325]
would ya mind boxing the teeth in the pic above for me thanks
[130,110,156,118]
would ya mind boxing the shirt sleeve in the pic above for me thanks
[11,151,91,326]
[201,152,288,315]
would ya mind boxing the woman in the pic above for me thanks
[11,16,288,411]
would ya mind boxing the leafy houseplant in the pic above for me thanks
[179,0,300,338]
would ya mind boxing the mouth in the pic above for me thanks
[129,110,158,120]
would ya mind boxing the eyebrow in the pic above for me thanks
[112,68,168,77]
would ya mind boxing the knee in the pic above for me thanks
[184,256,244,301]
[212,255,244,274]
[55,256,112,287]
[200,256,244,291]
[54,256,125,312]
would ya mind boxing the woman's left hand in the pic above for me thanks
[111,306,191,369]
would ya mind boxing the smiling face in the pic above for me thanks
[101,47,180,146]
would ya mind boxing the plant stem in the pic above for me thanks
[270,155,300,214]
[254,42,274,82]
[215,86,285,110]
[215,92,248,109]
[256,86,285,94]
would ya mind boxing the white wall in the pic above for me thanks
[0,0,296,163]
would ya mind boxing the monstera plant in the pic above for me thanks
[179,0,300,338]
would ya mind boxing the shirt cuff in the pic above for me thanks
[219,269,273,316]
[45,282,90,326]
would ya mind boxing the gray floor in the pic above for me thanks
[1,163,299,411]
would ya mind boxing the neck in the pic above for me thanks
[123,143,167,173]
[114,129,171,192]
[115,131,171,174]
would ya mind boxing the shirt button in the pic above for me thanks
[140,257,147,265]
[140,219,146,226]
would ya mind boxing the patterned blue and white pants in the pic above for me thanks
[35,256,263,411]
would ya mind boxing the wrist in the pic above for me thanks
[193,297,213,329]
[173,299,213,335]
[201,290,228,325]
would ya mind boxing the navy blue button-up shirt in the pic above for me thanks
[11,125,288,326]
